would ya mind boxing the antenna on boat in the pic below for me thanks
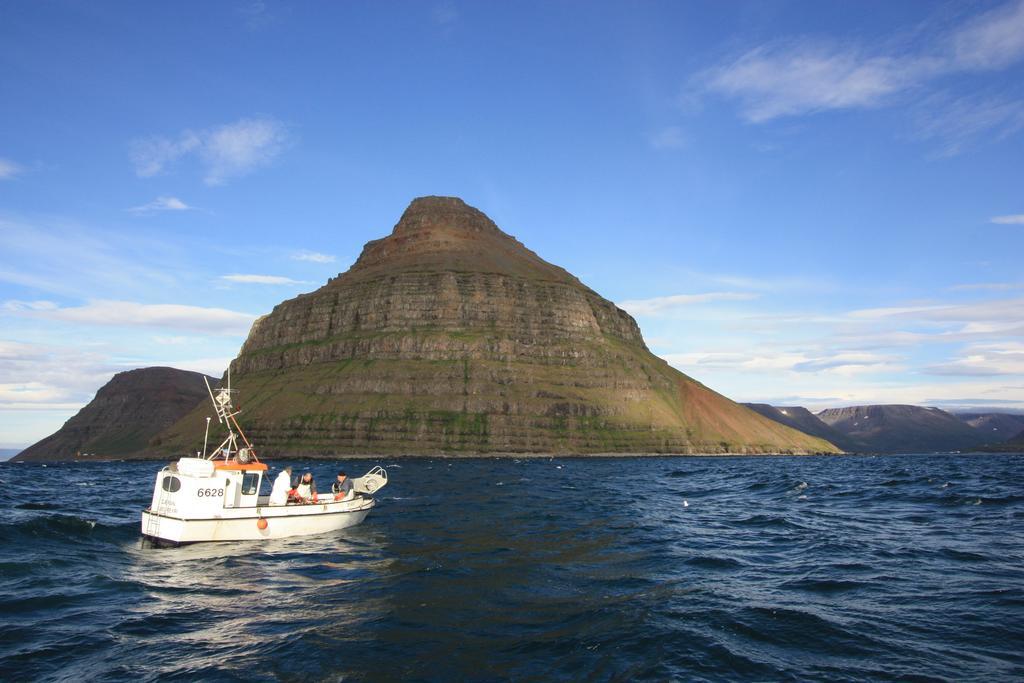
[204,377,219,422]
[200,370,259,463]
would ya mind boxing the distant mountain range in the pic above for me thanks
[13,374,1024,461]
[955,413,1024,441]
[742,405,866,452]
[742,404,1022,453]
[816,405,991,453]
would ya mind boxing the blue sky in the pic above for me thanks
[2,1,1023,447]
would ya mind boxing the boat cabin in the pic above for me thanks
[151,453,270,515]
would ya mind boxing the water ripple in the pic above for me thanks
[0,453,1022,681]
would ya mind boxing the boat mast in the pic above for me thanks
[201,372,259,462]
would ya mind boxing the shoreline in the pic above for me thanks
[6,449,1020,465]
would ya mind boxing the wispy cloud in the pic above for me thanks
[618,292,758,317]
[0,215,181,298]
[949,282,1024,291]
[952,0,1024,70]
[292,250,336,263]
[926,342,1024,376]
[127,196,194,215]
[220,274,307,285]
[701,0,1024,129]
[130,131,200,177]
[0,339,117,411]
[201,118,289,185]
[664,349,902,377]
[913,93,1024,157]
[239,1,274,31]
[649,126,686,150]
[130,117,289,185]
[0,158,24,180]
[4,299,257,335]
[433,1,459,26]
[991,214,1024,224]
[704,44,933,122]
[848,297,1024,325]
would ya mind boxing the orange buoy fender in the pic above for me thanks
[257,518,268,530]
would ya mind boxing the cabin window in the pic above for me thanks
[161,475,181,493]
[241,473,259,496]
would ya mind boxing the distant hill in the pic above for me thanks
[13,367,215,462]
[742,404,857,451]
[817,405,988,453]
[978,428,1024,453]
[955,413,1024,442]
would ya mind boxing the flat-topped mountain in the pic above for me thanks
[159,196,837,456]
[817,405,988,453]
[14,367,215,462]
[743,404,863,452]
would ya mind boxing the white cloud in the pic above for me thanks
[991,214,1024,224]
[153,335,191,345]
[704,44,933,122]
[952,0,1024,70]
[927,342,1024,376]
[0,215,181,298]
[650,126,686,150]
[913,94,1024,157]
[130,130,201,177]
[618,292,758,317]
[220,274,307,285]
[292,250,336,264]
[2,299,57,312]
[949,282,1024,291]
[701,1,1024,125]
[128,196,193,214]
[848,297,1024,324]
[0,340,118,412]
[130,117,288,185]
[4,299,257,335]
[202,118,288,185]
[663,349,902,377]
[0,157,24,180]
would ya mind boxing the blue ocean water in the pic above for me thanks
[1,454,1022,682]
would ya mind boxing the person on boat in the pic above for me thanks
[269,466,292,506]
[333,471,354,501]
[295,472,317,503]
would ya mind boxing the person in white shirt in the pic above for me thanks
[269,466,293,506]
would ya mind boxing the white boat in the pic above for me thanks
[141,375,387,545]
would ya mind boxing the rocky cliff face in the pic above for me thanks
[160,196,838,455]
[817,405,988,453]
[14,367,214,461]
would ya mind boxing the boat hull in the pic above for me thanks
[141,499,375,544]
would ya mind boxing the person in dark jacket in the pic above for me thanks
[332,471,354,500]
